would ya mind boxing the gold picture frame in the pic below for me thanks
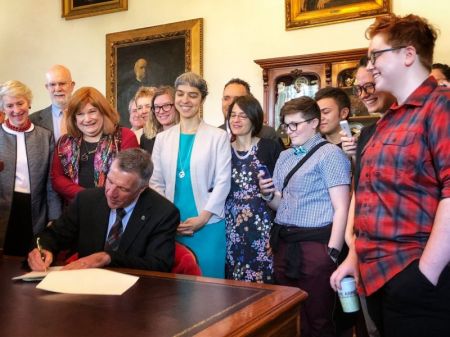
[285,0,391,30]
[62,0,128,20]
[106,18,203,126]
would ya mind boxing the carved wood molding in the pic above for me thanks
[254,48,367,69]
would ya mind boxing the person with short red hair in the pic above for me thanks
[331,14,450,337]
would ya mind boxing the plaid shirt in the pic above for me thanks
[355,77,450,295]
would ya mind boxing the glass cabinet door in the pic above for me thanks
[255,48,379,145]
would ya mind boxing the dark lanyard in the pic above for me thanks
[281,141,328,194]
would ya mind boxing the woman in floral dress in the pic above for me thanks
[225,95,283,283]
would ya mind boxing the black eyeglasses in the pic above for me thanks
[47,81,71,88]
[369,46,406,65]
[353,82,376,97]
[229,113,249,120]
[152,103,174,113]
[280,118,314,132]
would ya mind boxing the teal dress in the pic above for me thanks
[174,133,226,278]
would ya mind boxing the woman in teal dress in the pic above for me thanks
[150,72,231,278]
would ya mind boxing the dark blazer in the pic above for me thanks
[38,187,180,272]
[30,106,54,133]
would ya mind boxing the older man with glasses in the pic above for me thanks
[30,65,75,141]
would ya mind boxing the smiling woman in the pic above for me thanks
[150,72,231,278]
[0,80,61,257]
[140,86,179,155]
[224,95,283,283]
[51,87,139,204]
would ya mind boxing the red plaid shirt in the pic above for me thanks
[355,77,450,295]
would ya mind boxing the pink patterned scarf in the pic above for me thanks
[57,127,122,187]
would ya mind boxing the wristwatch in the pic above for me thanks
[261,192,274,202]
[327,247,340,263]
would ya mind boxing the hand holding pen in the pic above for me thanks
[36,238,47,272]
[27,238,53,271]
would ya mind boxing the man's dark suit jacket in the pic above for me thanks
[30,106,54,133]
[38,187,180,272]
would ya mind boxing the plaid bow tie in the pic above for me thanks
[293,146,307,156]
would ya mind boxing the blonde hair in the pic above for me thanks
[65,87,119,138]
[135,86,156,137]
[143,86,179,139]
[134,86,156,104]
[0,80,33,110]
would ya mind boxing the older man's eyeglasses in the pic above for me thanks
[280,118,314,132]
[152,103,174,113]
[353,82,376,97]
[47,81,71,88]
[369,46,406,65]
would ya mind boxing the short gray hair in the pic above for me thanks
[115,148,153,187]
[0,80,33,110]
[174,72,208,99]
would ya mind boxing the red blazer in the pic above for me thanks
[51,127,138,202]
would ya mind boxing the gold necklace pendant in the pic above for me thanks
[81,141,97,161]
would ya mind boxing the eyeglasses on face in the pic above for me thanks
[229,113,249,120]
[369,46,407,65]
[151,103,174,113]
[47,82,70,88]
[353,82,376,97]
[280,118,314,132]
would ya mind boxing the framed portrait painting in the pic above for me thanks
[62,0,128,20]
[106,18,203,127]
[285,0,391,30]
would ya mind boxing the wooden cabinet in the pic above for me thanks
[254,48,375,132]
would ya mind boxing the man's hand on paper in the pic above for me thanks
[62,252,112,270]
[28,248,53,271]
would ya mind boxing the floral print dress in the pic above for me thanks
[225,143,276,283]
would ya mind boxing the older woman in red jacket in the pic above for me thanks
[51,87,138,203]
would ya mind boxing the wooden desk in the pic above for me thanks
[0,257,307,337]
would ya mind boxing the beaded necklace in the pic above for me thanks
[5,119,31,132]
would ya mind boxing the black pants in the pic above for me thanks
[4,192,33,256]
[366,259,450,337]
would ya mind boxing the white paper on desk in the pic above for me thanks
[12,266,63,282]
[36,268,139,295]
